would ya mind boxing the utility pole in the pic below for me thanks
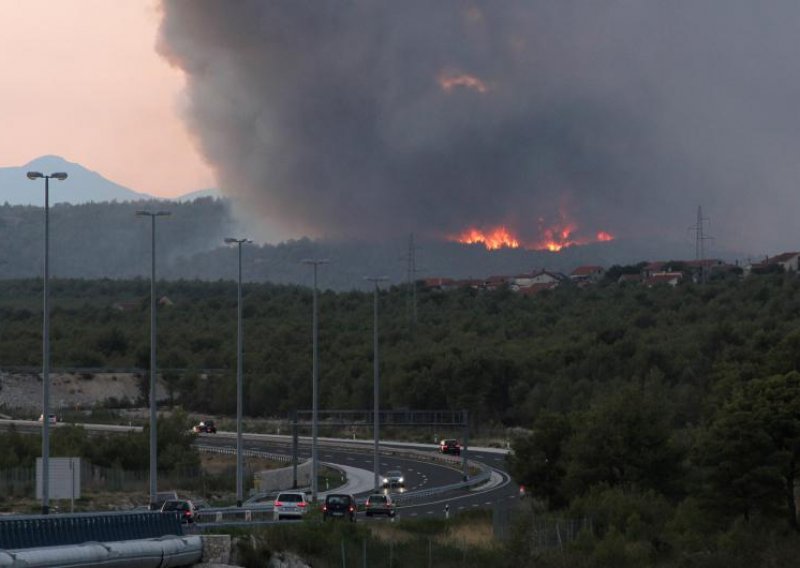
[225,238,251,507]
[136,210,171,510]
[365,276,388,490]
[400,234,421,329]
[690,206,713,284]
[302,259,328,502]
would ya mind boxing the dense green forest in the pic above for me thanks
[3,272,800,564]
[0,272,798,425]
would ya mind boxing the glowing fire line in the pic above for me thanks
[451,225,614,251]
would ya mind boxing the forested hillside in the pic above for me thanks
[3,273,800,563]
[0,198,235,279]
[0,272,796,425]
[0,198,720,290]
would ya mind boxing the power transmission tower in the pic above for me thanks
[689,206,714,283]
[400,234,422,328]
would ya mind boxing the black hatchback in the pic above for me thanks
[323,493,357,522]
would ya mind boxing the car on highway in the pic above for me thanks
[192,420,217,434]
[38,414,58,424]
[322,493,357,522]
[273,491,309,521]
[439,439,461,456]
[365,494,396,518]
[161,499,197,524]
[381,469,405,489]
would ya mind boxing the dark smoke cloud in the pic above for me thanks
[158,1,800,254]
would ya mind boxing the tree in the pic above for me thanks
[565,386,683,499]
[696,371,800,529]
[508,412,571,509]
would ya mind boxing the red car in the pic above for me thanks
[439,439,461,456]
[192,420,217,434]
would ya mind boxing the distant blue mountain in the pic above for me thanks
[0,155,155,205]
[0,156,223,206]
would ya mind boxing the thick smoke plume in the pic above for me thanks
[159,1,800,253]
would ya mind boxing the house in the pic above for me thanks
[570,265,605,283]
[642,262,667,279]
[511,270,567,291]
[645,272,683,287]
[618,274,641,285]
[422,277,456,290]
[517,282,558,296]
[484,275,511,291]
[747,252,800,275]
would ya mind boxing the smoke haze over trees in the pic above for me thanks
[0,198,708,288]
[158,1,800,253]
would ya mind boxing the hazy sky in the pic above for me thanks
[0,0,215,197]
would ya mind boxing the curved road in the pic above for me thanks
[0,419,521,521]
[199,434,520,521]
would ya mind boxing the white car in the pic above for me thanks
[273,491,309,521]
[38,414,58,424]
[382,470,405,489]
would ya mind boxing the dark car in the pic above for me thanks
[439,439,461,456]
[193,420,217,434]
[322,493,357,522]
[365,494,396,518]
[161,499,197,524]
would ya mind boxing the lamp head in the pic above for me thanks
[26,171,44,180]
[50,172,68,181]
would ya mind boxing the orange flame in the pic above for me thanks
[438,71,489,94]
[454,227,520,250]
[451,223,614,251]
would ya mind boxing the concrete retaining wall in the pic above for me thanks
[254,459,312,492]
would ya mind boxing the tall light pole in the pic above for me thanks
[365,276,388,490]
[302,259,328,502]
[27,170,67,515]
[226,237,251,507]
[136,210,171,510]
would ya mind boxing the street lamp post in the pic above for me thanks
[302,259,328,502]
[27,170,67,515]
[136,210,171,510]
[225,238,252,507]
[365,276,388,490]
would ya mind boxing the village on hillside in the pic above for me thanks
[422,252,800,295]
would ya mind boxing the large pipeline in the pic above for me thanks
[0,535,202,568]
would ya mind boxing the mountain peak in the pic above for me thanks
[1,157,154,206]
[23,155,78,170]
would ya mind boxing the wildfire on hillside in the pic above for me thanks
[451,222,614,252]
[455,226,520,250]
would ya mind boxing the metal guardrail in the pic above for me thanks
[195,443,293,463]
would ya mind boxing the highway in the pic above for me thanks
[0,419,521,522]
[196,433,520,522]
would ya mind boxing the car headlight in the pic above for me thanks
[382,478,388,484]
[398,477,404,483]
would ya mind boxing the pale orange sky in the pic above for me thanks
[0,0,216,197]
